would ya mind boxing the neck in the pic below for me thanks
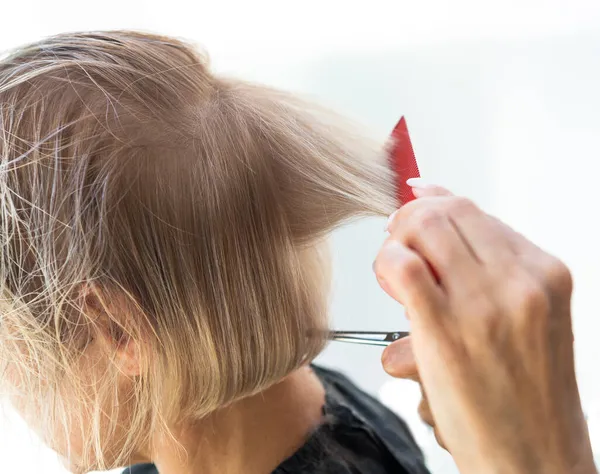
[147,366,325,474]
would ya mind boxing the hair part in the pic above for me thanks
[0,31,396,470]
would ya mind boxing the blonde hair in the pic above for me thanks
[0,31,395,469]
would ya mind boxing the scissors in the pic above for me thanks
[327,330,409,347]
[329,116,419,348]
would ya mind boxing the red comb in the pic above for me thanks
[389,116,420,205]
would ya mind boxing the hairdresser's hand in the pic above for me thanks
[375,181,595,474]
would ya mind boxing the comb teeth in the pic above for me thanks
[389,116,420,205]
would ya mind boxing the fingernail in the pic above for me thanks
[385,209,400,231]
[406,177,435,189]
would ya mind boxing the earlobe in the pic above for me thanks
[96,318,145,377]
[93,323,144,377]
[114,337,143,377]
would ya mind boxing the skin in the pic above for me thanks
[9,329,325,474]
[147,366,325,474]
[375,182,596,474]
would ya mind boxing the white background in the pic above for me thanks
[1,1,600,473]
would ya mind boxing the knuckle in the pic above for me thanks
[395,253,427,286]
[543,257,573,294]
[511,277,551,324]
[447,196,477,216]
[411,207,444,231]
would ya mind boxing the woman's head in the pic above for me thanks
[0,31,395,471]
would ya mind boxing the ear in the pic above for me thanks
[81,284,145,377]
[101,328,144,377]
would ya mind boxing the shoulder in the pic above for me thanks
[311,364,430,474]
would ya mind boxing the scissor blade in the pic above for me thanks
[328,331,409,347]
[332,336,392,347]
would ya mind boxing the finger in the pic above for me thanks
[406,178,454,199]
[385,197,482,292]
[416,392,448,450]
[433,427,448,451]
[418,396,435,428]
[412,186,452,199]
[375,240,447,335]
[381,336,419,379]
[384,184,453,232]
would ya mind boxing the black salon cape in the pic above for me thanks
[123,365,430,474]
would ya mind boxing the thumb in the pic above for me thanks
[382,336,419,380]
